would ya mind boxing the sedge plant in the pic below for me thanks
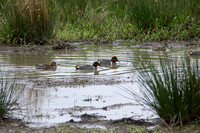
[0,0,56,45]
[0,71,24,119]
[129,55,200,125]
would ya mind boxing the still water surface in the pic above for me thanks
[0,42,196,127]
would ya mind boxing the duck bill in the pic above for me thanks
[98,61,101,66]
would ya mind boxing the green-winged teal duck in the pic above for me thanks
[152,43,168,51]
[35,61,56,70]
[189,51,200,55]
[75,61,101,70]
[97,56,119,65]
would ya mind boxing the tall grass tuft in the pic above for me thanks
[131,55,200,125]
[56,0,90,23]
[112,0,200,31]
[0,0,56,45]
[0,71,24,119]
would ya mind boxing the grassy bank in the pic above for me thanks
[0,0,200,45]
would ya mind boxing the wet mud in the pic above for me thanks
[0,40,199,53]
[0,39,75,52]
[0,116,157,133]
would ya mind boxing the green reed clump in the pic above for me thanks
[0,0,56,45]
[55,0,137,42]
[56,0,107,23]
[132,55,200,125]
[0,71,24,119]
[125,0,199,30]
[56,0,89,23]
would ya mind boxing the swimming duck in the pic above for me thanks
[189,51,200,55]
[35,62,56,70]
[151,43,168,51]
[75,61,101,70]
[97,56,119,65]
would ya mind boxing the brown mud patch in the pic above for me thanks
[0,117,157,133]
[0,40,199,53]
[66,117,156,132]
[1,117,199,133]
[0,39,75,52]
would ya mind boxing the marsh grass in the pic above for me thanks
[124,0,199,30]
[56,0,137,42]
[56,0,90,23]
[56,0,200,42]
[0,0,56,45]
[0,71,24,119]
[0,0,200,43]
[130,55,200,125]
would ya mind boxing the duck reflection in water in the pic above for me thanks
[110,63,118,69]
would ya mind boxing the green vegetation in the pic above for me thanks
[0,0,200,45]
[131,55,200,125]
[0,0,56,45]
[0,71,24,119]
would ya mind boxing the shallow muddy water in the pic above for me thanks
[1,41,198,127]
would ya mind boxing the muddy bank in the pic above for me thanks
[1,117,199,133]
[0,39,75,52]
[0,117,158,133]
[0,40,200,53]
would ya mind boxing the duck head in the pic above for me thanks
[51,62,57,67]
[111,56,119,63]
[93,61,101,67]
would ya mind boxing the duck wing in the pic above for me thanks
[75,65,93,70]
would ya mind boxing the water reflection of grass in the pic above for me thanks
[132,55,200,125]
[0,71,24,119]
